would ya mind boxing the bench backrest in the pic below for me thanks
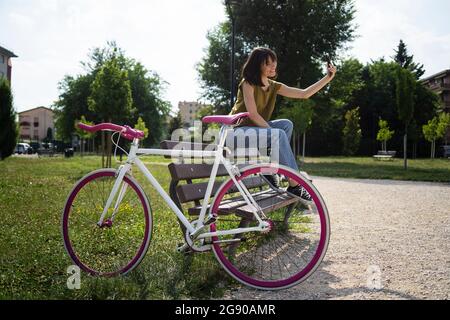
[160,140,265,209]
[377,151,396,156]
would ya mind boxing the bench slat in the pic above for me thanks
[176,176,265,203]
[168,163,249,181]
[236,192,300,216]
[188,189,276,215]
[187,189,299,218]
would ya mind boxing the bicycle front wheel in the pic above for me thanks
[210,164,330,290]
[62,169,152,276]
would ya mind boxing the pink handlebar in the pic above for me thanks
[77,122,145,141]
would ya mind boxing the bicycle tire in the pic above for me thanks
[210,163,330,290]
[61,169,152,276]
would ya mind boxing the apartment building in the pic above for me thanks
[178,101,206,127]
[0,45,18,84]
[421,69,450,142]
[18,107,55,141]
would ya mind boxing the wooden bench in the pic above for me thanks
[373,150,396,161]
[160,140,302,234]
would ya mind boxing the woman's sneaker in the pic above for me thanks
[287,185,313,205]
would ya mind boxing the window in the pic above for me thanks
[0,71,4,78]
[0,55,4,64]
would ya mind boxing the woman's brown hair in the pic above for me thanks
[242,47,278,87]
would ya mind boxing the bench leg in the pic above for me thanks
[283,203,297,227]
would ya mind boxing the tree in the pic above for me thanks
[342,107,362,156]
[134,117,149,139]
[54,41,170,148]
[88,57,134,168]
[396,67,416,170]
[167,112,183,140]
[198,0,356,112]
[422,116,439,159]
[279,99,314,162]
[44,127,53,143]
[75,115,95,157]
[0,78,17,160]
[393,40,425,79]
[437,112,450,145]
[376,119,395,152]
[423,113,450,159]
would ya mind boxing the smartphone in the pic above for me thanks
[326,57,333,77]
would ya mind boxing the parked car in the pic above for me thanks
[15,143,33,155]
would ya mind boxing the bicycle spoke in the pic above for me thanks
[63,172,150,276]
[212,165,329,289]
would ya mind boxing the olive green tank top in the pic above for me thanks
[229,78,282,127]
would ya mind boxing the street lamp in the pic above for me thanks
[226,0,241,108]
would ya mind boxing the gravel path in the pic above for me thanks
[224,177,450,300]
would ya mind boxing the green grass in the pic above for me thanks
[299,156,450,182]
[0,155,232,300]
[0,154,448,300]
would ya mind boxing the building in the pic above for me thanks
[421,69,450,142]
[0,45,18,84]
[18,107,55,141]
[178,101,206,127]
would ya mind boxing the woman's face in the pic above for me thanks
[261,57,277,78]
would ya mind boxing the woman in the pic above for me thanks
[229,47,336,202]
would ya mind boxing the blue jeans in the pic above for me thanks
[227,119,299,171]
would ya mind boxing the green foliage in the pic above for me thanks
[279,99,314,134]
[393,40,425,79]
[167,112,183,140]
[88,57,133,122]
[396,66,416,128]
[134,117,149,139]
[377,119,395,142]
[422,117,440,143]
[197,0,356,111]
[436,112,450,139]
[0,156,230,299]
[376,119,395,151]
[75,115,95,140]
[342,107,362,156]
[45,128,53,142]
[54,42,170,146]
[0,78,17,160]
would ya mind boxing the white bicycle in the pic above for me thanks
[61,112,330,290]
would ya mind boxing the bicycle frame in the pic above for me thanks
[98,125,269,242]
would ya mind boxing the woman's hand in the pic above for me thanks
[326,62,337,80]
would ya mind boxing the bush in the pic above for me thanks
[0,78,17,160]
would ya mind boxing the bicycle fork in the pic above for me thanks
[97,164,131,227]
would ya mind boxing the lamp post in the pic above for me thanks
[226,0,241,108]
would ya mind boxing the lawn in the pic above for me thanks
[299,156,450,182]
[0,155,232,300]
[0,154,448,300]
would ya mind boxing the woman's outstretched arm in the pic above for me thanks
[278,63,337,99]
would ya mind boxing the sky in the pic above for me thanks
[1,0,449,114]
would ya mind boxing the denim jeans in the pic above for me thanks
[227,119,299,171]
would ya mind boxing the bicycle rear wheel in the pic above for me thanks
[210,164,330,290]
[62,169,152,276]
